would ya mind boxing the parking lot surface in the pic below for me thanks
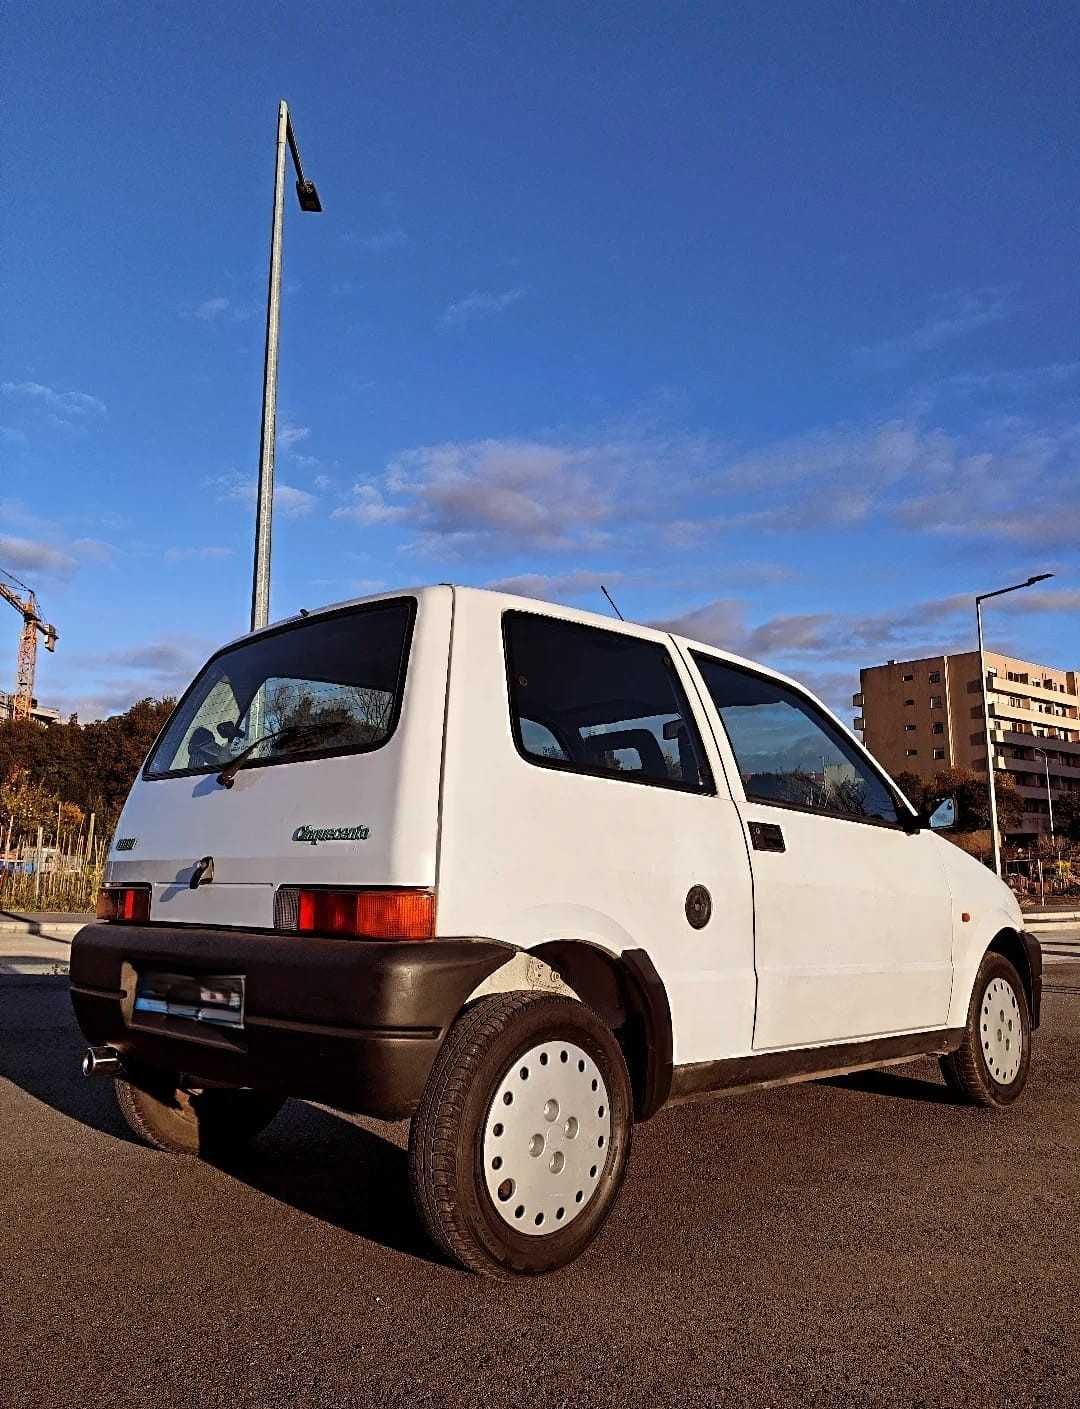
[2,973,1078,1409]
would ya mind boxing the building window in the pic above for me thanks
[928,671,941,684]
[904,723,916,732]
[932,722,944,735]
[929,696,943,709]
[905,748,918,757]
[904,698,915,706]
[902,673,914,682]
[933,748,945,759]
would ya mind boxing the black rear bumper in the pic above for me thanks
[69,923,513,1119]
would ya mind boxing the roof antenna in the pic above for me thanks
[600,584,624,621]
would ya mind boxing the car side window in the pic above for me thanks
[692,653,899,824]
[505,613,713,792]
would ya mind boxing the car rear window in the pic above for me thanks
[503,612,713,793]
[145,598,415,778]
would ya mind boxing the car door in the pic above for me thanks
[685,649,953,1051]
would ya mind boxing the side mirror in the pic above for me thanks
[928,796,957,831]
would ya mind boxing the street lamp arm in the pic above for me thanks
[286,111,322,212]
[975,573,1054,606]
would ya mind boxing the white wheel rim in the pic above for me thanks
[482,1040,612,1236]
[981,976,1023,1085]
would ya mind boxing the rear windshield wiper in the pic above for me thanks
[216,720,346,788]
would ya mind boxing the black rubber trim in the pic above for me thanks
[1020,930,1043,1030]
[620,948,674,1120]
[528,939,674,1122]
[69,923,513,1119]
[668,1028,966,1104]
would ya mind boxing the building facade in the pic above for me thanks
[853,651,1080,839]
[0,691,60,726]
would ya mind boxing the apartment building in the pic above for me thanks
[853,650,1080,838]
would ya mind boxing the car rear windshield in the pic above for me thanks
[144,598,415,779]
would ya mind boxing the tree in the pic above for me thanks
[926,766,1024,834]
[0,696,174,836]
[1053,795,1080,843]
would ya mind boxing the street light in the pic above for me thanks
[976,572,1053,876]
[250,100,323,633]
[1031,745,1056,853]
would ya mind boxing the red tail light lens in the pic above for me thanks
[295,888,435,941]
[96,886,151,923]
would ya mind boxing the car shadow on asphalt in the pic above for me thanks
[819,1066,960,1105]
[0,985,140,1144]
[0,983,444,1266]
[212,1103,447,1268]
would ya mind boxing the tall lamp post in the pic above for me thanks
[251,100,323,633]
[1031,745,1056,854]
[976,573,1053,877]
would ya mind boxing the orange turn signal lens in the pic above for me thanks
[96,886,151,923]
[295,888,435,941]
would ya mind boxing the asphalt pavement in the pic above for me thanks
[2,972,1078,1409]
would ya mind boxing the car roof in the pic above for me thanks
[224,583,814,701]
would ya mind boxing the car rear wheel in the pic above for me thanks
[408,992,633,1278]
[115,1064,285,1156]
[939,952,1032,1107]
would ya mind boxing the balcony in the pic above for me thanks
[851,692,864,708]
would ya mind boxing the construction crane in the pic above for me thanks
[0,567,58,722]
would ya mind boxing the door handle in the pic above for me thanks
[748,822,786,853]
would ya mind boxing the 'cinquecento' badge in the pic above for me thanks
[292,824,370,845]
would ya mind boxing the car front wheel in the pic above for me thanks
[940,952,1032,1107]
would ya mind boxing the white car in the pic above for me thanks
[71,586,1042,1277]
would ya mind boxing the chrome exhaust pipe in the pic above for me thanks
[82,1045,122,1079]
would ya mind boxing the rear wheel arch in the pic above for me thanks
[528,940,673,1121]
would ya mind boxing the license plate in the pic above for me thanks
[134,971,245,1029]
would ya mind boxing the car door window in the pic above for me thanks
[692,654,899,824]
[505,613,713,792]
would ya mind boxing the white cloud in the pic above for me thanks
[192,296,235,321]
[210,472,317,519]
[857,288,1013,370]
[1,380,106,419]
[350,226,410,253]
[70,538,115,563]
[380,438,614,553]
[163,545,234,563]
[279,423,310,450]
[0,534,77,578]
[52,635,213,720]
[441,288,525,327]
[485,570,623,602]
[332,483,409,527]
[654,588,1079,674]
[274,484,317,517]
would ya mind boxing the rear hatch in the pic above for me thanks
[106,591,450,929]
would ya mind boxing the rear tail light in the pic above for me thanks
[96,885,151,923]
[291,888,435,941]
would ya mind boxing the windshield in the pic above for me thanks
[145,598,415,778]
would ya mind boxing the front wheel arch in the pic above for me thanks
[986,927,1041,1030]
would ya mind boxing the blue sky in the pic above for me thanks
[3,1,1078,720]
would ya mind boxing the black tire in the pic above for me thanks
[115,1064,285,1156]
[408,992,633,1278]
[939,952,1032,1108]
